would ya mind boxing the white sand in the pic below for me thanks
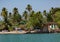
[0,31,27,34]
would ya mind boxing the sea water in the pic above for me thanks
[0,33,60,42]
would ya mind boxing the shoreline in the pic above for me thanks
[0,31,57,34]
[0,31,27,34]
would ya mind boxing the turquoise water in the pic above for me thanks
[0,33,60,42]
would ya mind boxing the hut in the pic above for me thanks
[43,22,59,33]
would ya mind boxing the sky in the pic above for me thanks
[0,0,60,14]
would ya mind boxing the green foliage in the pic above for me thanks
[47,13,53,22]
[0,5,60,31]
[46,8,60,28]
[23,11,28,20]
[13,7,22,24]
[26,11,43,30]
[54,11,60,28]
[26,4,32,12]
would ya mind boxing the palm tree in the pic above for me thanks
[23,11,28,20]
[30,11,35,17]
[1,7,11,31]
[1,7,8,23]
[13,7,18,17]
[13,7,22,26]
[47,7,54,22]
[26,4,32,20]
[50,8,60,28]
[27,11,43,30]
[50,7,54,14]
[36,11,43,27]
[26,4,32,12]
[43,10,47,16]
[36,11,43,20]
[43,10,47,23]
[9,12,12,18]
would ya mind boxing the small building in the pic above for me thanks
[43,22,59,33]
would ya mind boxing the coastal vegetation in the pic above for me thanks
[0,4,60,32]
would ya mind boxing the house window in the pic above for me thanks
[49,24,55,29]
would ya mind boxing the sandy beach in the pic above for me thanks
[0,31,27,34]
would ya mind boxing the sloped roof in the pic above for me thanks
[43,22,57,25]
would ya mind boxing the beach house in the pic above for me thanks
[43,22,59,33]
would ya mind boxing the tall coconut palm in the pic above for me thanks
[23,11,28,20]
[8,12,12,23]
[43,10,47,23]
[1,7,8,23]
[47,7,55,22]
[13,7,18,16]
[26,4,32,12]
[47,7,54,22]
[43,10,47,16]
[37,11,43,25]
[30,11,35,17]
[26,4,32,20]
[13,7,21,25]
[30,11,43,29]
[1,7,11,31]
[13,7,17,23]
[36,11,43,20]
[50,7,54,14]
[9,12,12,18]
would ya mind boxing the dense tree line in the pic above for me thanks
[0,4,60,31]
